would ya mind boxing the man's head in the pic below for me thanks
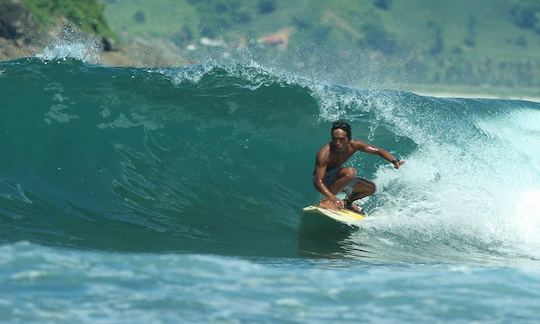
[330,120,351,152]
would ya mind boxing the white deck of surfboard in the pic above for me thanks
[302,205,365,225]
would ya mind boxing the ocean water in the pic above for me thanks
[1,54,540,322]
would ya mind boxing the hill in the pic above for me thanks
[0,0,115,49]
[101,0,540,95]
[1,0,539,96]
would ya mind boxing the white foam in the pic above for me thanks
[35,25,100,63]
[513,190,540,256]
[37,42,100,63]
[367,106,540,260]
[309,86,540,261]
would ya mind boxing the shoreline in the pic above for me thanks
[410,90,540,103]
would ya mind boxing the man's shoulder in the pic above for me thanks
[316,143,330,158]
[350,139,367,149]
[317,142,330,152]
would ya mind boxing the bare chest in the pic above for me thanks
[326,150,354,169]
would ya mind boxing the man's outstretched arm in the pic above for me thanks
[352,140,405,169]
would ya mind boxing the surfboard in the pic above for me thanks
[302,205,366,225]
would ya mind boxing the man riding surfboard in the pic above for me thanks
[312,121,405,213]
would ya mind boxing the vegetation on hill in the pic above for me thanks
[2,0,540,94]
[0,0,115,50]
[100,0,540,91]
[22,0,114,39]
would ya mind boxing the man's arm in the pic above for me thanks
[312,147,344,209]
[352,140,405,169]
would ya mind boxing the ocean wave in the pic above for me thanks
[0,58,539,263]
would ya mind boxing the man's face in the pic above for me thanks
[331,129,349,152]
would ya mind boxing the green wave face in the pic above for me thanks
[1,58,539,262]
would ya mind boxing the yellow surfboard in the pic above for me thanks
[302,205,366,225]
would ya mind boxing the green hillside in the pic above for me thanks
[21,0,115,40]
[101,0,540,92]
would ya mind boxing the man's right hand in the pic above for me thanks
[319,196,344,210]
[330,196,344,209]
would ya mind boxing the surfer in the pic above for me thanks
[312,121,405,213]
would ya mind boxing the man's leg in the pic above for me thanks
[328,168,357,195]
[318,168,357,209]
[345,179,376,212]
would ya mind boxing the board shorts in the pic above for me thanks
[322,167,358,197]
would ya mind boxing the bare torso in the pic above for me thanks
[322,142,357,170]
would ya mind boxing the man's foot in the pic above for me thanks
[344,199,365,215]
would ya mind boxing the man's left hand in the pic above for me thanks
[392,160,405,169]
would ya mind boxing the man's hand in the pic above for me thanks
[321,196,344,210]
[392,159,405,169]
[332,197,344,209]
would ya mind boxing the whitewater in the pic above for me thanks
[1,49,540,322]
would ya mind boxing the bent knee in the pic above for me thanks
[357,179,376,193]
[341,167,357,178]
[365,180,376,192]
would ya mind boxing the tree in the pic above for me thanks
[133,11,145,24]
[510,5,538,29]
[257,0,277,14]
[464,15,476,47]
[373,0,391,10]
[429,26,443,56]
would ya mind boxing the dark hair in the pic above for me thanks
[331,121,352,140]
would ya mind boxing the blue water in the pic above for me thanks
[1,52,540,322]
[2,243,539,322]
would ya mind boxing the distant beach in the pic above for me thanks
[412,90,540,103]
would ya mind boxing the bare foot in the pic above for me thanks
[344,200,364,214]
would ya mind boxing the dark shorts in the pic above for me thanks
[321,168,358,196]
